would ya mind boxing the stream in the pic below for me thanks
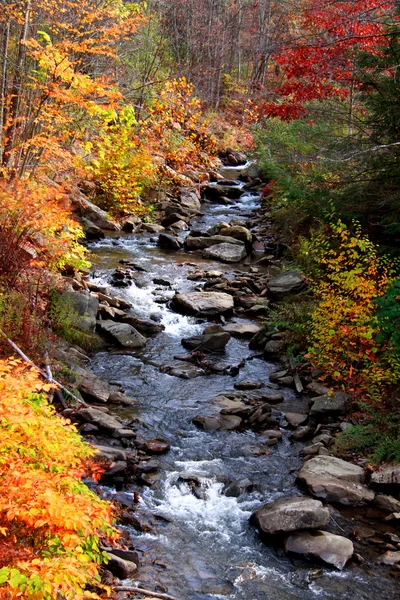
[86,164,398,600]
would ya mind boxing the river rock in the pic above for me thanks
[143,223,165,233]
[371,464,400,489]
[219,226,252,244]
[251,496,330,536]
[62,290,99,331]
[74,367,110,403]
[285,413,309,427]
[185,235,244,250]
[143,439,170,454]
[297,456,374,506]
[157,232,183,250]
[284,530,354,570]
[173,291,234,316]
[121,315,165,336]
[267,270,306,298]
[96,320,147,348]
[121,215,142,232]
[178,187,202,213]
[223,322,261,338]
[202,184,244,202]
[108,391,136,406]
[182,325,231,352]
[106,552,137,579]
[81,218,105,241]
[234,380,263,391]
[203,243,247,263]
[161,212,190,227]
[264,340,285,358]
[310,392,348,421]
[379,551,400,565]
[72,194,120,231]
[375,494,400,513]
[77,408,123,434]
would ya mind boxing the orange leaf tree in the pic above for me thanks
[0,359,116,600]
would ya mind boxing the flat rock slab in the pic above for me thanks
[267,270,306,297]
[97,320,147,348]
[251,496,330,536]
[284,530,354,570]
[223,323,261,338]
[173,291,234,316]
[202,243,247,263]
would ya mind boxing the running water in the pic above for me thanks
[88,164,398,600]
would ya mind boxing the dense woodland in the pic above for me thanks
[0,0,400,598]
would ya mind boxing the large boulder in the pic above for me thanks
[185,235,244,251]
[223,323,261,338]
[202,184,243,202]
[202,243,247,263]
[74,367,111,403]
[96,320,147,348]
[81,218,105,241]
[251,496,330,536]
[61,290,99,331]
[219,226,252,245]
[297,456,374,506]
[267,270,306,297]
[178,187,201,214]
[157,232,183,250]
[71,194,120,231]
[284,530,354,570]
[182,325,231,352]
[310,392,348,421]
[172,292,234,316]
[371,464,400,489]
[121,315,165,336]
[77,407,123,434]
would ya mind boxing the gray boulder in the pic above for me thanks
[106,553,137,579]
[158,232,183,250]
[182,325,231,352]
[297,456,374,506]
[264,340,285,358]
[81,218,105,241]
[310,392,348,421]
[284,530,354,570]
[71,194,120,231]
[185,235,243,250]
[78,408,123,433]
[121,315,165,336]
[267,270,306,297]
[375,494,400,512]
[371,464,400,488]
[173,291,234,316]
[223,323,261,338]
[97,320,147,348]
[74,367,110,403]
[178,187,201,214]
[202,243,247,263]
[61,290,99,331]
[251,496,330,536]
[219,226,252,244]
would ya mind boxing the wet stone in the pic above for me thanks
[143,439,170,454]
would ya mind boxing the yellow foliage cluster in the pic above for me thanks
[0,359,115,600]
[301,219,399,398]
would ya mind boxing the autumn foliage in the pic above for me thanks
[300,220,399,398]
[0,359,115,600]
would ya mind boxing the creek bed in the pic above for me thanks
[87,171,398,599]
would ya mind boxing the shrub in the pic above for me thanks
[300,219,399,397]
[0,359,115,600]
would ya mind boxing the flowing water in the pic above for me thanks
[88,165,398,600]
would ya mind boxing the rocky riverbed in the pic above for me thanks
[61,156,400,599]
